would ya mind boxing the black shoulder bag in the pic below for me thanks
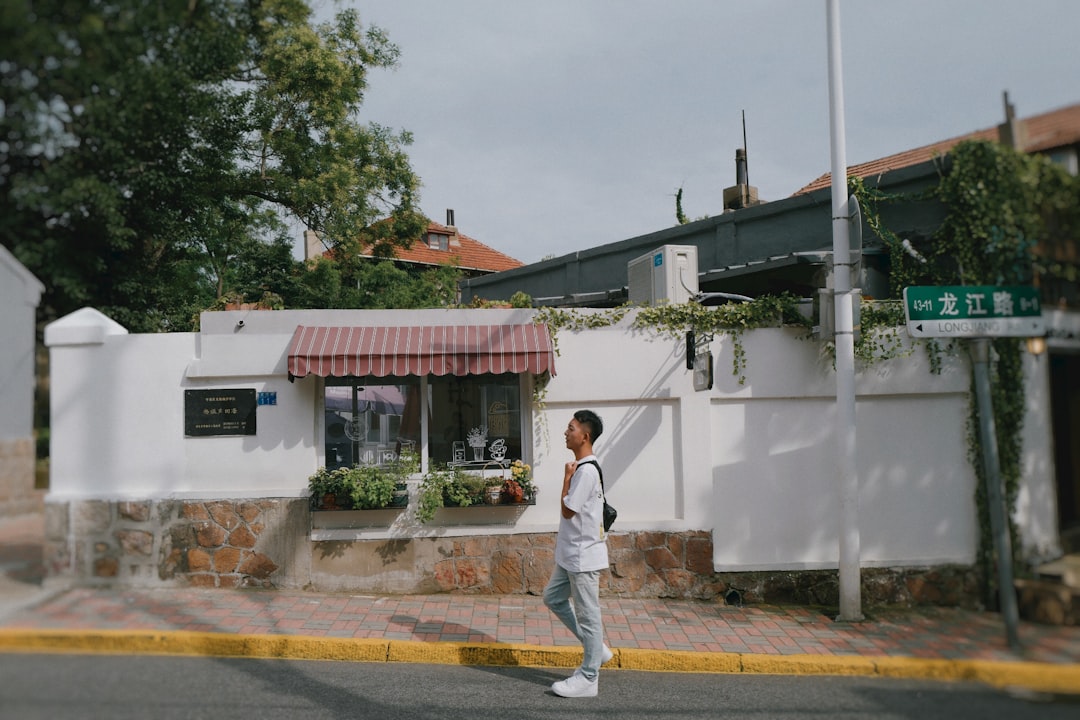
[578,460,617,532]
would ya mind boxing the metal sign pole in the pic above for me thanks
[969,338,1021,650]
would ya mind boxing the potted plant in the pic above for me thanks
[308,466,354,510]
[309,452,419,511]
[446,471,487,507]
[416,466,489,522]
[504,459,536,504]
[346,465,397,510]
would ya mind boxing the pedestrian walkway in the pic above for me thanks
[2,513,1079,694]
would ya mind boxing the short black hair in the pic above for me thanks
[573,409,603,443]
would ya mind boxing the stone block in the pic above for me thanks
[529,533,556,548]
[238,502,262,523]
[658,568,695,597]
[1016,578,1080,626]
[188,573,217,588]
[181,502,209,521]
[169,524,195,551]
[195,521,226,547]
[500,534,534,552]
[228,524,256,549]
[118,501,151,522]
[523,548,554,594]
[238,552,277,579]
[491,552,524,594]
[434,559,457,591]
[635,531,668,550]
[454,557,491,590]
[606,533,634,551]
[214,546,242,573]
[608,552,647,593]
[685,536,713,575]
[187,548,211,572]
[644,546,680,571]
[455,537,493,558]
[73,500,111,534]
[207,501,241,531]
[160,548,185,579]
[94,557,119,578]
[666,534,685,561]
[115,529,154,557]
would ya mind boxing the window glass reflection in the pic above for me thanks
[322,374,523,470]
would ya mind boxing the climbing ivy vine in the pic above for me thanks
[535,293,811,385]
[852,140,1080,604]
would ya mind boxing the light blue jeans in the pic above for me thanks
[543,564,604,680]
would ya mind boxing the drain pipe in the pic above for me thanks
[826,0,863,622]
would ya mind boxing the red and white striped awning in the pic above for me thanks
[287,324,557,379]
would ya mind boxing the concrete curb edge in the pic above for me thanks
[1,629,1078,694]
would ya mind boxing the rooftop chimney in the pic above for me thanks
[446,208,456,229]
[997,91,1027,150]
[722,149,761,211]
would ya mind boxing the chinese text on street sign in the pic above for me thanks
[903,286,1044,338]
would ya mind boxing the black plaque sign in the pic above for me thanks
[185,389,257,437]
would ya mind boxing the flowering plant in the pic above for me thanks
[510,460,533,494]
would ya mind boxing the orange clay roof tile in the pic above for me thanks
[794,102,1080,196]
[358,221,523,273]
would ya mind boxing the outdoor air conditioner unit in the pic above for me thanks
[627,245,699,305]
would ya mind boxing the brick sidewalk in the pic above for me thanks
[3,510,1080,688]
[3,585,1078,666]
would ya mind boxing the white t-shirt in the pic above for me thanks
[555,455,609,572]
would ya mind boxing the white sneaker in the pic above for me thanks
[552,673,598,698]
[600,644,614,665]
[573,644,613,676]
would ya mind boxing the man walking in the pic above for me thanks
[544,409,612,698]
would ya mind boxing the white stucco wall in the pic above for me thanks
[44,306,1062,572]
[0,246,43,439]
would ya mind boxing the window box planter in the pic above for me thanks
[307,453,418,511]
[416,466,537,524]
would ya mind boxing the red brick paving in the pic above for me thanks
[3,513,1080,665]
[0,585,1077,665]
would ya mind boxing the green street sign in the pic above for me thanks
[903,285,1044,338]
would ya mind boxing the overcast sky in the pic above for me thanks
[309,0,1080,265]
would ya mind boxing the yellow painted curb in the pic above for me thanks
[952,659,1080,695]
[0,629,389,662]
[1,629,1078,694]
[618,648,741,673]
[741,653,877,677]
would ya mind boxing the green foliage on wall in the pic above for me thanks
[853,139,1080,603]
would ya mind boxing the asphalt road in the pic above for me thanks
[1,653,1077,720]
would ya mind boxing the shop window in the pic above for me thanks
[323,374,523,470]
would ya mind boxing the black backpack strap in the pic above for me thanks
[577,460,604,493]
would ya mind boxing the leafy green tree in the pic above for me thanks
[1,0,424,331]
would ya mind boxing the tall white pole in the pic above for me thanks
[826,0,863,621]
